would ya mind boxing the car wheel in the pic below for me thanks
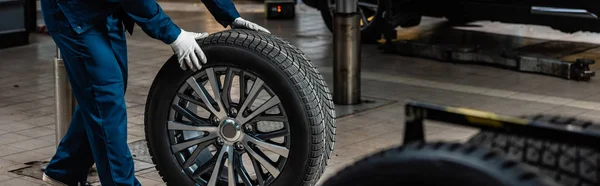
[319,0,385,43]
[144,29,335,186]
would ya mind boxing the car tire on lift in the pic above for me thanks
[468,115,600,186]
[319,0,385,44]
[322,142,560,186]
[144,29,335,186]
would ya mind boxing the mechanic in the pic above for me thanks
[40,0,269,185]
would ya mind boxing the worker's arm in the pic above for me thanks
[119,0,181,44]
[200,0,242,27]
[201,0,270,33]
[119,0,208,71]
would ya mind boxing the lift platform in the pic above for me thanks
[381,22,598,81]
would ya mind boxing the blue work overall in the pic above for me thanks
[40,0,240,185]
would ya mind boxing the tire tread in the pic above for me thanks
[467,115,600,186]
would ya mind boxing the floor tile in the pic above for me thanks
[0,133,32,145]
[0,158,18,170]
[0,123,37,133]
[8,138,54,151]
[15,127,54,138]
[2,150,51,164]
[0,177,41,186]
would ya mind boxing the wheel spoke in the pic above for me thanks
[255,129,289,140]
[227,148,236,186]
[208,145,232,186]
[244,134,289,158]
[206,68,228,119]
[250,114,287,123]
[235,154,253,186]
[168,121,218,132]
[359,8,369,25]
[172,104,208,125]
[249,155,265,186]
[244,143,281,177]
[221,68,234,109]
[172,134,218,152]
[182,140,213,168]
[236,79,264,122]
[177,92,210,111]
[239,71,247,107]
[191,154,218,178]
[187,76,227,119]
[238,96,280,124]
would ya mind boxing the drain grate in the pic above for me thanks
[10,140,156,184]
[9,161,100,184]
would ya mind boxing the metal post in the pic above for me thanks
[333,0,361,105]
[54,48,75,147]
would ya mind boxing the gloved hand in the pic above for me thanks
[231,17,271,34]
[169,29,209,71]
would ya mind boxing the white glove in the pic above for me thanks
[169,29,209,71]
[231,17,271,34]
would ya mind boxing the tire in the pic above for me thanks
[266,35,337,179]
[322,142,560,186]
[144,29,335,186]
[319,0,385,43]
[468,115,600,186]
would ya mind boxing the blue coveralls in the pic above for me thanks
[40,0,240,185]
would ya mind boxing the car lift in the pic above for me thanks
[380,25,596,81]
[403,100,600,150]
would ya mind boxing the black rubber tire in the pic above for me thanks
[322,142,560,186]
[144,29,335,186]
[319,0,384,44]
[468,115,600,186]
[266,33,337,181]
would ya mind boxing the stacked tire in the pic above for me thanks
[468,115,600,186]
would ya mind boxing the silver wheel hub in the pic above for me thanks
[219,118,242,142]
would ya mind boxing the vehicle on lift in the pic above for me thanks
[302,0,600,43]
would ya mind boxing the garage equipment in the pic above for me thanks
[265,0,296,19]
[0,0,29,49]
[402,101,600,148]
[381,29,596,81]
[333,0,362,105]
[54,48,76,147]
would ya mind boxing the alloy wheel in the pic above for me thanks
[167,66,291,186]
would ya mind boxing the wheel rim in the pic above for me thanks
[167,66,291,186]
[327,0,379,29]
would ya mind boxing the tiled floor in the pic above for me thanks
[4,2,600,186]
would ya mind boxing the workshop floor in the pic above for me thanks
[4,2,600,185]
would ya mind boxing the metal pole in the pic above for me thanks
[333,0,361,105]
[54,47,75,147]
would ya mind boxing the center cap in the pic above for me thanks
[219,118,241,141]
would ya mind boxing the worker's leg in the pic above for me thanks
[46,25,140,186]
[44,105,95,185]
